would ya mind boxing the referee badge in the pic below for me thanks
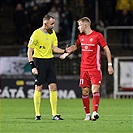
[29,39,33,45]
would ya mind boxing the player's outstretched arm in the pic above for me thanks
[60,45,78,60]
[68,45,78,52]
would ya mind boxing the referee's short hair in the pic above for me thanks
[43,14,54,22]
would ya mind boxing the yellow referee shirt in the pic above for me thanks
[28,29,58,58]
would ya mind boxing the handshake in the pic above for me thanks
[60,45,77,59]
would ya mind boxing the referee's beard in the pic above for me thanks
[47,28,53,34]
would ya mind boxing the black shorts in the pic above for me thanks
[34,58,56,85]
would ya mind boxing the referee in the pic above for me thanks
[27,14,66,120]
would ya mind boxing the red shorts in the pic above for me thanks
[79,69,102,88]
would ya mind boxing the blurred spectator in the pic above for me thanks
[28,4,41,34]
[52,0,63,13]
[25,0,35,13]
[116,9,131,49]
[11,0,26,8]
[99,0,116,26]
[48,5,60,36]
[116,0,131,11]
[36,0,52,20]
[35,0,51,5]
[75,0,85,19]
[13,3,28,45]
[18,40,28,56]
[25,0,35,6]
[93,20,105,34]
[60,5,73,41]
[84,0,95,23]
[131,0,133,25]
[116,0,132,49]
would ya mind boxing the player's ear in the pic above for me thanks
[84,24,87,28]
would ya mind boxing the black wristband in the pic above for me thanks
[64,49,67,53]
[29,61,36,69]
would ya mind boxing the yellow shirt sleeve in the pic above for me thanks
[28,31,38,48]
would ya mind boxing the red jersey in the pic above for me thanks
[76,30,107,70]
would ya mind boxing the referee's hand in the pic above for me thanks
[32,68,38,75]
[60,53,69,59]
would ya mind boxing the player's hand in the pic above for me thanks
[108,66,114,75]
[60,53,69,59]
[65,45,75,53]
[65,45,71,53]
[32,68,38,75]
[65,45,69,52]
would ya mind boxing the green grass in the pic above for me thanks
[0,98,133,133]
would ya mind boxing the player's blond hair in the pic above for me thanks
[77,17,91,24]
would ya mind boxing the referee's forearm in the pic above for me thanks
[52,46,65,54]
[27,48,34,62]
[27,53,33,62]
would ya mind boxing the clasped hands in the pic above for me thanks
[60,45,75,59]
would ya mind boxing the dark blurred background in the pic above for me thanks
[0,0,133,55]
[0,0,133,98]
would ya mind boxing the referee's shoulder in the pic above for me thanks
[31,29,41,36]
[34,28,40,33]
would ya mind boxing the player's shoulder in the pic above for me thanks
[78,33,85,37]
[92,30,103,38]
[92,30,101,35]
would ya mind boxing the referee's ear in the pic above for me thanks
[44,23,48,28]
